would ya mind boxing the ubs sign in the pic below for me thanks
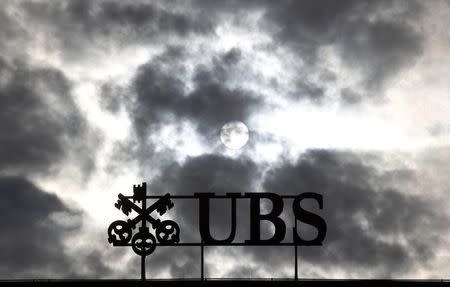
[107,182,327,280]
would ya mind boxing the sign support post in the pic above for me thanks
[201,241,204,281]
[295,219,298,281]
[141,184,147,281]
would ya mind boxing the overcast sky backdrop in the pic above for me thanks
[1,0,450,280]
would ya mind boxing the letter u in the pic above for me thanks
[195,193,240,244]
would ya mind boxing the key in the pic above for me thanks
[115,193,180,244]
[131,227,156,256]
[155,194,174,216]
[119,194,173,229]
[108,220,132,245]
[115,198,133,216]
[155,220,180,244]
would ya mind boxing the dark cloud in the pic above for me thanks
[98,1,211,35]
[0,176,71,277]
[0,58,95,176]
[102,47,264,175]
[339,18,423,92]
[260,150,443,277]
[221,48,242,65]
[21,0,213,60]
[153,154,258,195]
[0,176,103,277]
[0,8,29,58]
[263,0,424,97]
[124,0,424,103]
[127,47,263,146]
[340,88,362,105]
[16,0,425,104]
[0,11,108,278]
[292,80,325,103]
[265,0,361,55]
[99,83,127,114]
[0,176,114,278]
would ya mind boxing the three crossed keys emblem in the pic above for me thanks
[107,183,180,256]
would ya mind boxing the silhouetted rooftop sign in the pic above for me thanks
[108,182,327,280]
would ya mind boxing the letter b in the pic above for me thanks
[245,193,286,244]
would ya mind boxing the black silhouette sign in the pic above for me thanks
[108,182,327,280]
[108,183,180,279]
[108,184,179,254]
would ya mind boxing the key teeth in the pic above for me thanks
[151,219,161,229]
[156,204,168,215]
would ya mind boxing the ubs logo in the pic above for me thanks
[107,182,327,279]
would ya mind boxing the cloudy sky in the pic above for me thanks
[1,0,450,280]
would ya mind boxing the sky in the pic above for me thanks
[1,0,450,280]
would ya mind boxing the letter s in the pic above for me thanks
[293,192,327,246]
